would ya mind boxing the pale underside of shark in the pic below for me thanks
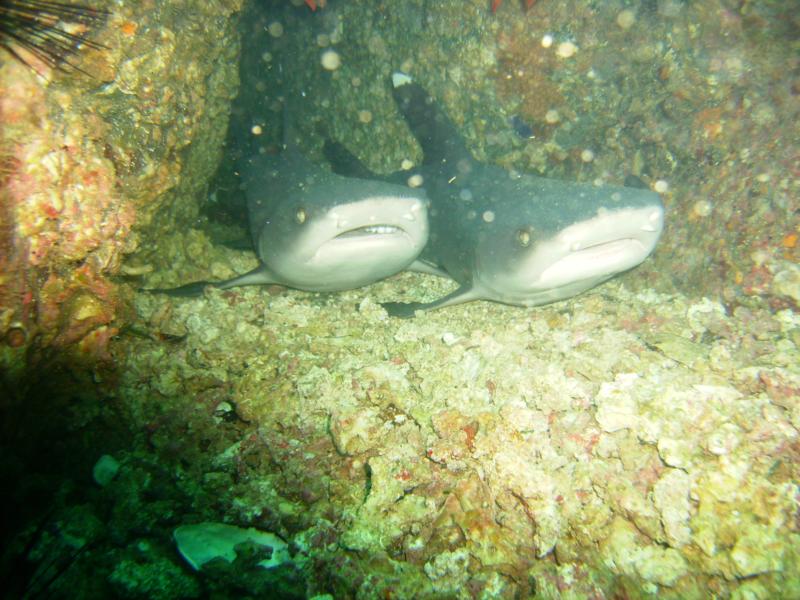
[150,146,429,297]
[328,74,665,317]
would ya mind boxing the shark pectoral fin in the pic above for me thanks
[382,285,483,318]
[221,237,254,252]
[146,281,217,297]
[407,259,451,278]
[147,264,279,297]
[216,263,279,289]
[381,301,428,319]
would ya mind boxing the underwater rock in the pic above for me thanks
[19,0,791,597]
[423,548,472,595]
[652,469,691,548]
[107,270,800,596]
[110,553,200,600]
[730,524,787,577]
[772,261,800,304]
[329,408,383,456]
[92,454,121,487]
[0,0,242,362]
[602,517,688,587]
[594,373,641,432]
[173,522,291,571]
[656,437,694,469]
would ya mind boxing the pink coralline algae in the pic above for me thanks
[1,61,135,360]
[1,0,241,360]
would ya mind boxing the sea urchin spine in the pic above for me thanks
[0,0,108,75]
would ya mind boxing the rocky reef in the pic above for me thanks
[0,0,242,365]
[116,271,799,598]
[1,0,798,598]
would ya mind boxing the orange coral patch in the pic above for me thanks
[120,21,137,36]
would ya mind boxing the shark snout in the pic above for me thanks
[558,205,663,251]
[537,203,664,288]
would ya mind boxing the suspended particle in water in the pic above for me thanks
[653,179,669,194]
[321,49,341,70]
[616,9,636,30]
[692,200,712,218]
[556,41,577,58]
[407,174,424,188]
[544,109,560,124]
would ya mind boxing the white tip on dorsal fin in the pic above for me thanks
[392,72,413,88]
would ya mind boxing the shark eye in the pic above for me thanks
[516,226,533,247]
[295,208,307,224]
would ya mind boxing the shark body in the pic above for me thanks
[376,75,665,317]
[152,146,429,297]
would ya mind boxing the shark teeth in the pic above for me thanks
[337,225,401,238]
[361,225,400,234]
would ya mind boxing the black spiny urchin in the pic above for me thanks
[0,0,108,75]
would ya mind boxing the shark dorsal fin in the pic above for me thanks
[391,73,473,168]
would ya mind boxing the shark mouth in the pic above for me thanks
[572,238,644,261]
[539,237,648,285]
[334,225,404,239]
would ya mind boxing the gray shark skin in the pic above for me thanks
[379,75,664,317]
[151,146,429,297]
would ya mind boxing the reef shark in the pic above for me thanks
[330,74,664,317]
[151,143,429,297]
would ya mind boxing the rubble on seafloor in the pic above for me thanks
[107,260,800,598]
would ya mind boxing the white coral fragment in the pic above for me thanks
[653,469,692,548]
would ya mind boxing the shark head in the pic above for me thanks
[471,177,664,306]
[255,177,429,292]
